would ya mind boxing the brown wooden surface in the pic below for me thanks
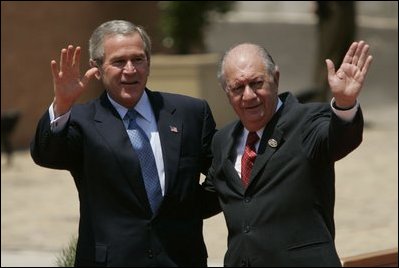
[341,248,398,267]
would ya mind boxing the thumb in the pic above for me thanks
[81,67,98,88]
[325,59,336,80]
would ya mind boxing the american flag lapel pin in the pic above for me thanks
[169,125,178,133]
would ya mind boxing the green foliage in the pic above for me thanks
[160,1,234,54]
[55,235,77,267]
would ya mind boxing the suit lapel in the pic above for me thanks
[93,93,151,214]
[147,90,182,195]
[249,127,283,184]
[218,118,285,194]
[221,122,247,194]
[248,93,292,188]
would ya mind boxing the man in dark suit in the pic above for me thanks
[202,41,373,266]
[31,20,220,266]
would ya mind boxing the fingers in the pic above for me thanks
[325,59,336,79]
[72,46,81,71]
[351,40,366,66]
[50,60,59,79]
[59,47,67,72]
[351,40,373,79]
[58,45,81,72]
[342,40,373,74]
[72,46,81,66]
[357,42,371,71]
[66,45,73,66]
[361,55,373,77]
[342,41,358,64]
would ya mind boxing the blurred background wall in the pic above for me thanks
[1,1,398,151]
[1,1,162,149]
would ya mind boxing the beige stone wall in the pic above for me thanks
[147,53,237,129]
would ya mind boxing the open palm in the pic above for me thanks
[326,41,373,108]
[51,45,97,115]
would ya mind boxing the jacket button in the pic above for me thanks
[244,197,251,203]
[148,249,153,259]
[244,225,250,233]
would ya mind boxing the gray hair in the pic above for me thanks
[217,43,277,90]
[89,20,151,65]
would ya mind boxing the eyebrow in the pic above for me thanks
[108,52,146,61]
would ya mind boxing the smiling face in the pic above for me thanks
[97,32,150,108]
[223,44,279,131]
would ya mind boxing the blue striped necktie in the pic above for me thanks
[125,109,163,214]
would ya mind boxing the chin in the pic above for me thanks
[122,87,143,96]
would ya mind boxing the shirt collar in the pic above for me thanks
[107,91,152,123]
[242,127,264,142]
[276,97,283,112]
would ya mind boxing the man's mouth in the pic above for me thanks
[121,81,139,85]
[245,103,261,110]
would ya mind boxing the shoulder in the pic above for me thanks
[71,98,98,115]
[157,90,206,103]
[280,91,330,119]
[70,94,108,121]
[214,120,240,141]
[148,89,210,111]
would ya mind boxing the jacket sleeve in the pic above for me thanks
[329,107,364,161]
[30,110,82,171]
[301,105,364,163]
[198,100,221,218]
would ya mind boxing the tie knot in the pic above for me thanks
[126,109,140,130]
[246,132,259,146]
[126,109,138,121]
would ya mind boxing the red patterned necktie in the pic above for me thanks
[241,132,259,188]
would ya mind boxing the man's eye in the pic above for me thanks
[232,85,244,93]
[251,81,264,89]
[134,58,144,63]
[112,60,125,67]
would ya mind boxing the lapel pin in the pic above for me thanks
[268,138,278,148]
[169,126,179,133]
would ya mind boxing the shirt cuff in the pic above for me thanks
[49,102,71,133]
[330,98,359,122]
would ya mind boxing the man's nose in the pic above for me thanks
[123,61,136,72]
[242,85,257,100]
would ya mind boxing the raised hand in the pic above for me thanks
[51,45,98,116]
[326,41,373,108]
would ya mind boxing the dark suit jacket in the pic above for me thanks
[31,89,220,267]
[203,92,363,267]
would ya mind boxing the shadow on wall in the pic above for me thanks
[1,110,21,166]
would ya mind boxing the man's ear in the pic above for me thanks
[274,66,280,88]
[146,59,151,77]
[89,59,101,80]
